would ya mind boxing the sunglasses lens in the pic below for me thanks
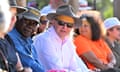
[67,24,74,28]
[57,20,73,28]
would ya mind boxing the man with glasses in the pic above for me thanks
[8,7,45,72]
[104,17,120,68]
[33,5,89,72]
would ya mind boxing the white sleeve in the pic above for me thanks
[75,54,90,72]
[66,41,89,72]
[33,36,64,70]
[68,51,89,72]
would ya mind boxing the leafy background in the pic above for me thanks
[27,0,113,19]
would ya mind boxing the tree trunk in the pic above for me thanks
[113,0,120,20]
[16,0,26,7]
[68,0,79,14]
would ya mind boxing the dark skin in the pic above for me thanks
[15,18,38,38]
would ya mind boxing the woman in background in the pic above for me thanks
[74,14,116,71]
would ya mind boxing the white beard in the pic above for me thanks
[0,0,11,33]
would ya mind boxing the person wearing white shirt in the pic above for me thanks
[33,5,90,72]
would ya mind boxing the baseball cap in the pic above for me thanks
[18,7,40,23]
[104,17,120,30]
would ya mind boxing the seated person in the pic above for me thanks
[74,14,116,71]
[8,7,45,72]
[0,0,31,72]
[33,5,89,72]
[104,17,120,68]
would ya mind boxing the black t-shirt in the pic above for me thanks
[0,35,18,72]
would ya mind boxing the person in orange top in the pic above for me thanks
[74,14,116,71]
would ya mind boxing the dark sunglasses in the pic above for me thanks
[57,20,74,28]
[40,20,48,24]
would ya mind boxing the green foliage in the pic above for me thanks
[88,0,113,19]
[27,0,113,19]
[103,6,113,19]
[96,0,113,19]
[36,0,49,9]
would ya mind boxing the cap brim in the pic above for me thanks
[11,6,27,14]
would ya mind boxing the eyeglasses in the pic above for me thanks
[57,20,74,28]
[40,20,48,24]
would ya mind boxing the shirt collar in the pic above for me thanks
[12,28,32,41]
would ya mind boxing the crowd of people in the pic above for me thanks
[0,0,120,72]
